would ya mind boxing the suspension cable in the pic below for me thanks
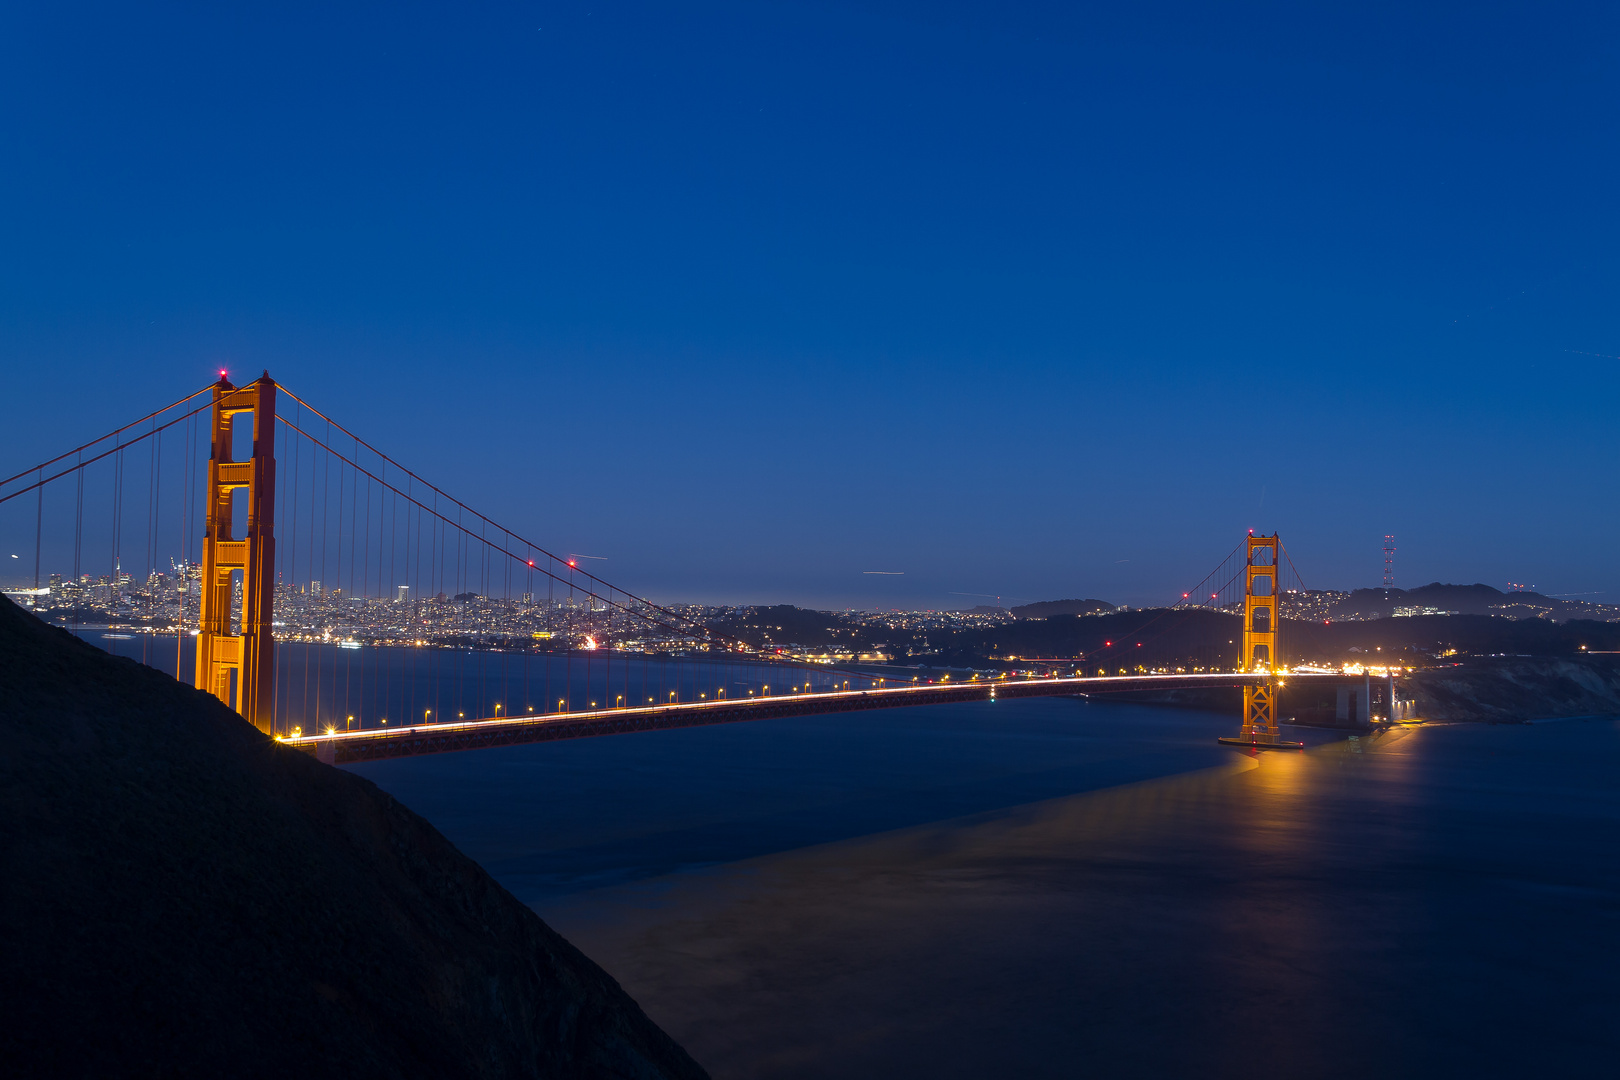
[274,413,747,651]
[1177,539,1244,608]
[273,383,722,644]
[0,397,216,507]
[0,384,214,491]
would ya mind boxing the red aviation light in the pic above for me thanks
[568,560,576,568]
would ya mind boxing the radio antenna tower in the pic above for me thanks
[1383,535,1396,591]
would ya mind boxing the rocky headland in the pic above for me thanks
[1403,655,1620,723]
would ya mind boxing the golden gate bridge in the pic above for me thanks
[0,373,1326,759]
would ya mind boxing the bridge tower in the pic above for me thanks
[195,373,278,734]
[1241,533,1279,741]
[1219,532,1301,749]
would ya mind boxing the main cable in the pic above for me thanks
[0,384,214,492]
[274,383,724,645]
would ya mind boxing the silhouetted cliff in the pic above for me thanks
[0,596,708,1079]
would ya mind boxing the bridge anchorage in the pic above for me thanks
[1216,532,1303,751]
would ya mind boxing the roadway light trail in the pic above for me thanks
[281,670,1332,764]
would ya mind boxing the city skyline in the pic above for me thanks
[3,516,1592,614]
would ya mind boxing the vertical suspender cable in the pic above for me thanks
[341,449,352,726]
[271,414,284,733]
[33,468,43,589]
[316,419,330,728]
[111,444,123,613]
[177,415,191,681]
[361,465,371,726]
[73,452,84,617]
[145,418,156,616]
[386,465,397,726]
[288,401,302,730]
[303,418,316,730]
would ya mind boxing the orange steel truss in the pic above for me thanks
[1240,533,1279,742]
[195,373,277,733]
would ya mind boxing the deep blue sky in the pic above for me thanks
[2,2,1616,608]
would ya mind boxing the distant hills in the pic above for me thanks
[693,585,1619,674]
[1010,598,1116,619]
[1317,583,1619,623]
[1006,584,1619,626]
[933,608,1620,670]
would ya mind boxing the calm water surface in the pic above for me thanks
[345,697,1306,904]
[351,704,1620,1079]
[81,628,1617,1080]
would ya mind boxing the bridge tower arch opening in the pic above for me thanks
[195,373,277,733]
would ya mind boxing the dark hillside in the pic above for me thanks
[1281,614,1620,661]
[928,609,1243,670]
[920,609,1620,670]
[706,604,867,650]
[1009,598,1115,619]
[1328,583,1620,622]
[0,596,707,1079]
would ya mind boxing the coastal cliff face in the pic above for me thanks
[1407,656,1620,723]
[0,596,707,1080]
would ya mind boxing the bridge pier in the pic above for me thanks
[1336,671,1410,725]
[1335,679,1376,724]
[1335,684,1356,723]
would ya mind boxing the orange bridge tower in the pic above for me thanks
[1219,532,1301,749]
[195,373,278,733]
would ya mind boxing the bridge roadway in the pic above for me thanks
[284,671,1293,764]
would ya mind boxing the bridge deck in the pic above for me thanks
[284,672,1284,764]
